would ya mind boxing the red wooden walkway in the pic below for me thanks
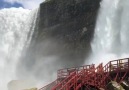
[39,58,129,90]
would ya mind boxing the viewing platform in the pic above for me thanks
[39,58,129,90]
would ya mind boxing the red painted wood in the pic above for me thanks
[39,58,129,90]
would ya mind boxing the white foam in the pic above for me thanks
[87,0,129,65]
[0,7,38,90]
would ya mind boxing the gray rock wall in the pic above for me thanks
[36,0,101,65]
[17,0,101,81]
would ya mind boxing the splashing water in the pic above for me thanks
[88,0,129,65]
[0,7,38,90]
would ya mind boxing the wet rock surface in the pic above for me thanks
[17,0,101,81]
[36,0,101,66]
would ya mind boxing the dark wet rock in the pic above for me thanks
[107,81,124,90]
[35,0,101,66]
[17,0,101,80]
[121,81,129,90]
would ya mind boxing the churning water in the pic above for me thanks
[89,0,129,65]
[0,7,38,90]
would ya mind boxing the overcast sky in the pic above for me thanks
[0,0,45,9]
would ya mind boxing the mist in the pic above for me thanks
[0,7,38,90]
[87,0,129,66]
[16,36,88,88]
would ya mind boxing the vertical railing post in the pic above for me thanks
[118,59,119,69]
[109,61,111,72]
[128,58,129,70]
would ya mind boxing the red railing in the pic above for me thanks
[53,64,93,90]
[39,58,129,90]
[57,65,92,82]
[52,71,77,90]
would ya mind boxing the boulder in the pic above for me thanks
[8,80,37,90]
[121,81,129,90]
[107,81,124,90]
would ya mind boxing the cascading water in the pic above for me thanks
[0,7,38,90]
[89,0,129,65]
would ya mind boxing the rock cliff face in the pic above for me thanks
[17,0,101,80]
[36,0,101,65]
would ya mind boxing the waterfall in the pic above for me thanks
[0,7,38,90]
[89,0,129,65]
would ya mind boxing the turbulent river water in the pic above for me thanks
[0,7,38,90]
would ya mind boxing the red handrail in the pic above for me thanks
[39,57,129,90]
